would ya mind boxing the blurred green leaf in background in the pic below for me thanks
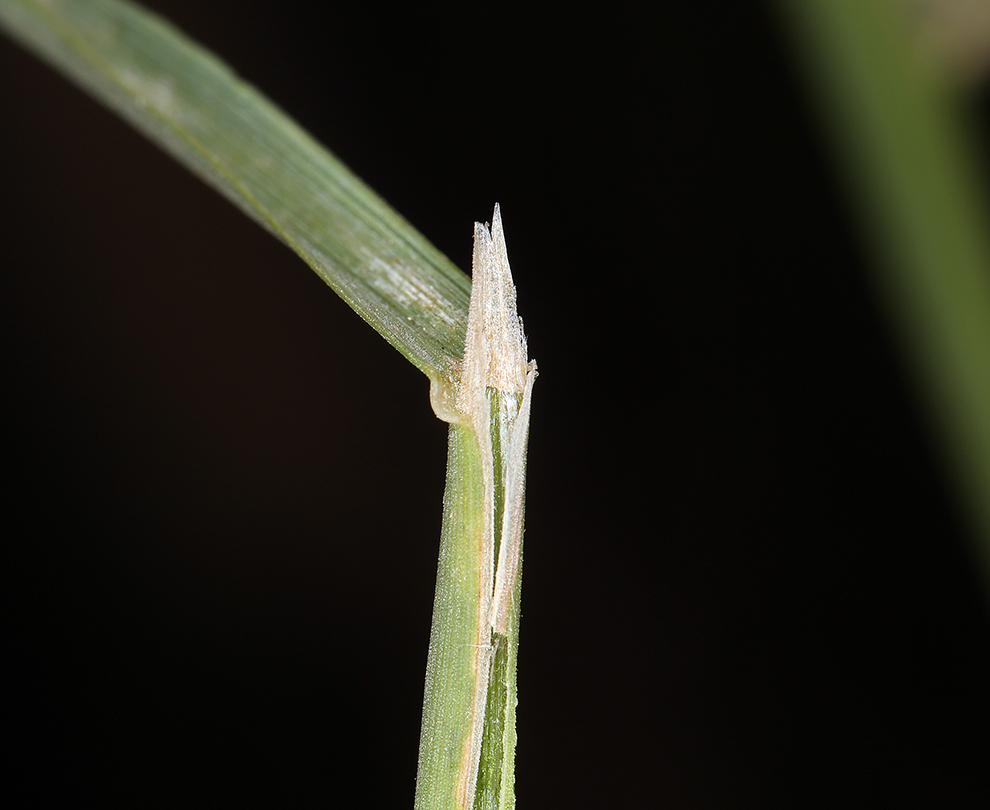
[777,0,990,595]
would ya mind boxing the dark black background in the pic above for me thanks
[2,2,989,807]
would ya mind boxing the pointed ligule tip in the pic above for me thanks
[473,218,492,247]
[490,205,512,286]
[490,204,505,251]
[484,204,527,394]
[458,205,530,422]
[470,226,489,289]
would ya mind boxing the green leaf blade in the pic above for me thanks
[0,0,469,382]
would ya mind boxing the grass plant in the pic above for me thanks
[0,0,534,806]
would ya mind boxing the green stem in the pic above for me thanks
[415,209,533,809]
